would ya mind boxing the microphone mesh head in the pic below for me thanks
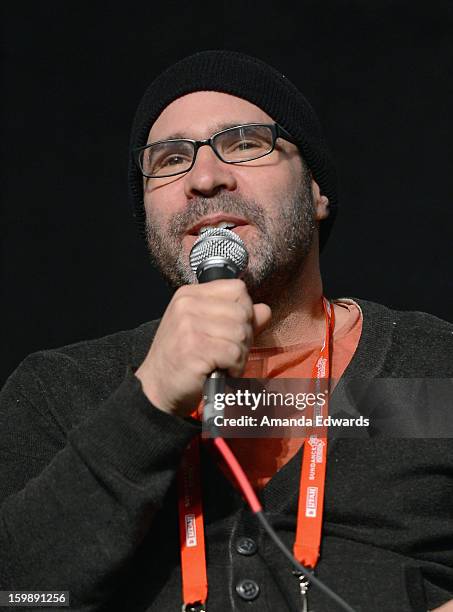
[189,228,249,274]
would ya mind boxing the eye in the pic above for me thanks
[235,140,260,151]
[216,126,273,159]
[158,154,189,168]
[221,138,267,156]
[145,145,193,175]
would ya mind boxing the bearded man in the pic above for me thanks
[1,51,452,612]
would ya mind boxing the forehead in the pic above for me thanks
[148,91,274,143]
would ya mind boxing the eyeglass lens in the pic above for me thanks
[140,125,275,177]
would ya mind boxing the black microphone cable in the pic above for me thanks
[210,434,357,612]
[191,227,357,611]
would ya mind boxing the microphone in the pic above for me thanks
[189,227,249,282]
[189,227,249,429]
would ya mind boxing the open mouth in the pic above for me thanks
[186,215,249,236]
[199,221,237,232]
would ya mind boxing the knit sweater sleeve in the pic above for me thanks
[0,350,200,610]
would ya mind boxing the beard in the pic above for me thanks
[144,167,316,304]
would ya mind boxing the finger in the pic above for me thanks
[198,336,248,377]
[192,316,253,347]
[173,294,254,326]
[177,279,252,307]
[253,303,272,336]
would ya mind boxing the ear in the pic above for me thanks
[311,179,330,221]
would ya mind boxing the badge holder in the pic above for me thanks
[182,603,206,612]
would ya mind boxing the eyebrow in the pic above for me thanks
[153,121,262,142]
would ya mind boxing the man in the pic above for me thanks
[0,51,452,611]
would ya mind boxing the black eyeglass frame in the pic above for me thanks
[133,123,297,179]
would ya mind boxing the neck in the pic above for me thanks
[252,245,325,349]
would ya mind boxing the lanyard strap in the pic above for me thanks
[293,297,334,568]
[177,435,207,609]
[177,297,334,607]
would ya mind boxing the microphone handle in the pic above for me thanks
[198,260,239,429]
[203,370,226,431]
[197,262,238,283]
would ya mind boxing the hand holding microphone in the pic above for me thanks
[135,228,271,418]
[190,228,251,427]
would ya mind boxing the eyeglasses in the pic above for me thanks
[133,123,296,178]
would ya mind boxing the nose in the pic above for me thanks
[184,144,237,199]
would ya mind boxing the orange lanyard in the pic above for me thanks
[294,297,334,568]
[177,435,207,610]
[177,297,334,610]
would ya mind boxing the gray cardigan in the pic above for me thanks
[0,299,452,611]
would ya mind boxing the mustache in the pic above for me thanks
[168,193,268,237]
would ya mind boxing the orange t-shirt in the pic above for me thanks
[227,299,363,489]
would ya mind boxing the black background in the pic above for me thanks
[2,1,452,385]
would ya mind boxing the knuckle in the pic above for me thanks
[236,303,252,323]
[172,292,192,314]
[236,325,248,344]
[230,278,247,295]
[174,285,191,299]
[191,356,211,377]
[228,342,242,362]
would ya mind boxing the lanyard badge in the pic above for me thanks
[178,297,334,610]
[177,435,207,609]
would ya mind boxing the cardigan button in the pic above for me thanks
[236,579,260,601]
[236,536,258,556]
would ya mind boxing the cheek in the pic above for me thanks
[144,178,187,219]
[143,187,171,225]
[237,164,300,207]
[143,196,167,233]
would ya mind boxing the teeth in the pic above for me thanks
[199,221,237,232]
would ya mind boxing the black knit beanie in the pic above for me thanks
[129,50,338,251]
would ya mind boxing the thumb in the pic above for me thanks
[252,303,272,336]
